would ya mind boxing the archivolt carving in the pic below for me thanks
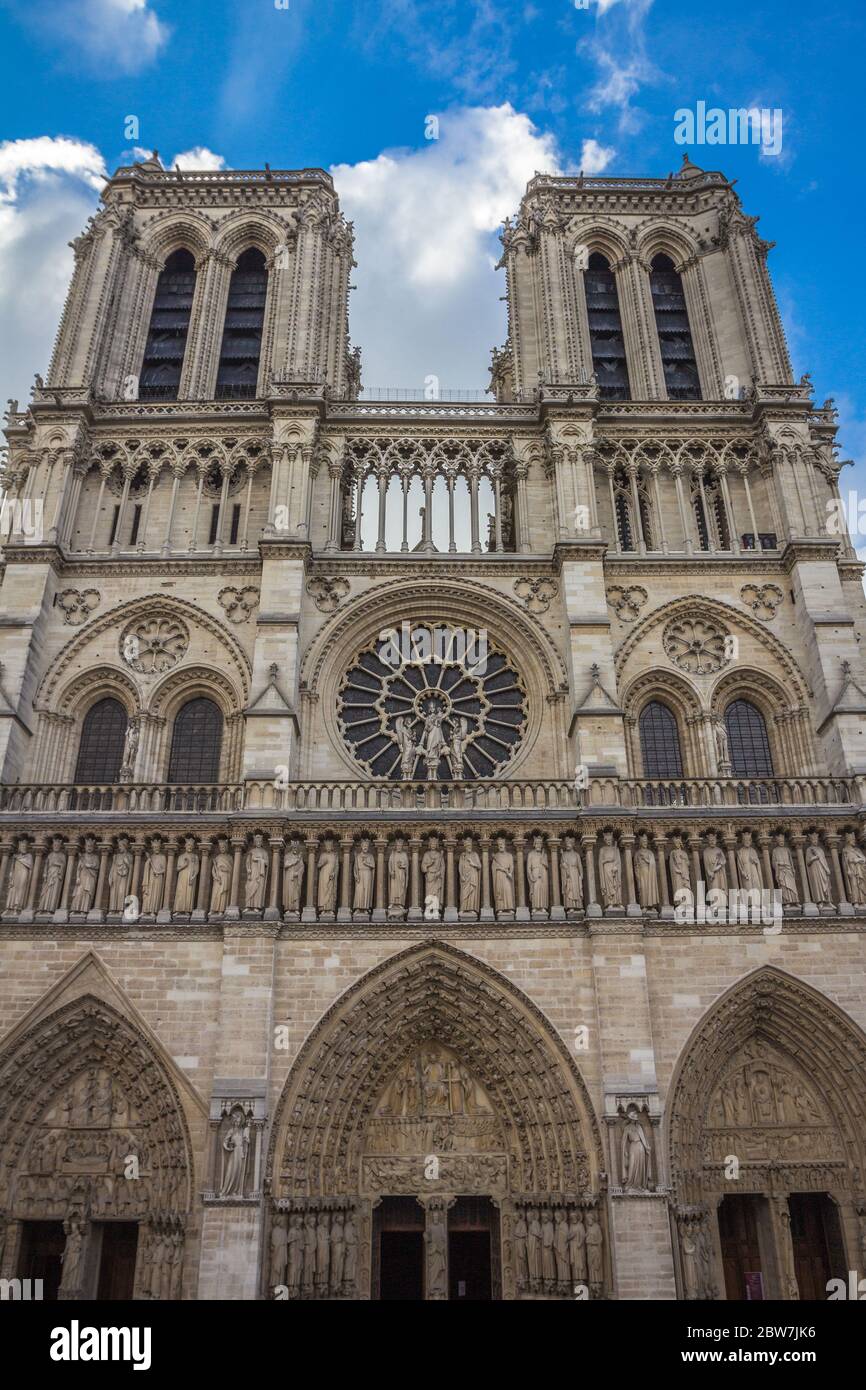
[147,663,246,720]
[667,967,866,1207]
[267,942,602,1201]
[44,665,141,721]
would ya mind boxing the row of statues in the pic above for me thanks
[513,1206,604,1296]
[269,1208,358,1299]
[4,826,864,918]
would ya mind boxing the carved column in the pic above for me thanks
[195,838,212,919]
[56,840,78,922]
[621,835,641,916]
[338,838,353,922]
[420,1197,453,1301]
[583,834,600,917]
[825,834,849,911]
[302,838,318,921]
[480,834,494,922]
[23,835,45,922]
[791,834,815,913]
[409,837,422,922]
[770,1195,800,1300]
[373,838,387,922]
[88,839,112,921]
[266,837,283,921]
[514,835,529,921]
[548,836,564,921]
[653,834,670,913]
[158,838,178,922]
[444,838,458,922]
[227,837,244,920]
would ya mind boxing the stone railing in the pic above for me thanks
[0,783,245,814]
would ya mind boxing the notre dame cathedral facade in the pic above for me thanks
[1,151,865,1303]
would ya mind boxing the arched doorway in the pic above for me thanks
[0,994,195,1300]
[667,968,866,1300]
[266,942,606,1300]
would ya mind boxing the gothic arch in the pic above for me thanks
[300,578,569,781]
[212,211,295,262]
[635,222,702,270]
[139,213,214,268]
[566,220,631,267]
[620,668,703,777]
[268,941,603,1201]
[148,665,243,782]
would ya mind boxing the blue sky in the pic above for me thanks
[0,0,863,488]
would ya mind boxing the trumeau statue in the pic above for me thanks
[210,837,232,914]
[108,835,133,913]
[491,836,514,913]
[388,837,409,913]
[71,836,99,913]
[282,838,304,915]
[173,837,199,914]
[598,831,622,907]
[38,837,66,913]
[458,836,481,913]
[142,835,166,914]
[353,836,375,912]
[318,838,339,913]
[244,833,269,910]
[560,834,583,911]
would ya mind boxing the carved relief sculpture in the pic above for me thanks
[388,837,409,915]
[318,838,339,913]
[736,830,762,893]
[772,833,799,906]
[703,832,727,893]
[669,834,691,896]
[598,831,622,908]
[491,837,515,914]
[560,834,583,911]
[142,835,167,914]
[38,837,66,913]
[6,838,33,913]
[173,837,200,914]
[421,835,445,914]
[634,832,659,908]
[805,832,832,906]
[244,833,269,910]
[71,836,99,913]
[108,836,133,913]
[282,838,304,916]
[526,835,549,913]
[210,837,232,914]
[353,837,375,913]
[842,831,866,906]
[458,836,481,914]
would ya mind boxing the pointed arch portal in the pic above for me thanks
[267,942,605,1300]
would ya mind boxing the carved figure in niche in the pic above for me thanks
[219,1105,251,1197]
[269,1215,288,1290]
[772,832,798,906]
[681,1226,699,1299]
[301,1213,316,1296]
[39,838,66,913]
[842,830,866,905]
[513,1210,529,1288]
[805,831,832,905]
[422,1048,450,1113]
[527,835,549,912]
[71,836,99,913]
[107,836,133,913]
[703,832,727,893]
[554,1209,570,1283]
[282,838,304,914]
[424,1205,448,1298]
[421,835,444,911]
[713,716,730,769]
[541,1208,556,1284]
[569,1210,587,1283]
[120,720,139,780]
[141,835,166,914]
[390,1058,420,1116]
[244,832,268,910]
[343,1211,358,1290]
[669,834,691,895]
[749,1068,775,1124]
[586,1211,603,1292]
[173,837,199,914]
[448,717,469,780]
[318,838,339,913]
[737,830,762,893]
[315,1211,330,1294]
[388,837,409,914]
[286,1214,303,1297]
[458,835,481,913]
[60,1214,85,1292]
[353,836,375,912]
[7,838,32,912]
[395,716,417,780]
[491,836,514,913]
[330,1211,345,1293]
[620,1105,652,1190]
[598,830,622,907]
[210,837,232,914]
[419,708,446,780]
[634,832,658,908]
[560,834,583,911]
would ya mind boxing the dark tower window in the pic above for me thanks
[725,699,773,776]
[585,253,631,400]
[639,700,684,778]
[139,249,196,402]
[613,467,634,551]
[168,698,223,783]
[650,254,701,401]
[74,698,128,783]
[215,248,267,399]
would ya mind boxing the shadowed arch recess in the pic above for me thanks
[268,942,602,1200]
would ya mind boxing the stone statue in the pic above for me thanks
[219,1105,250,1197]
[598,830,622,908]
[772,832,798,906]
[7,838,32,912]
[448,716,469,779]
[560,834,583,911]
[491,836,514,913]
[541,1208,556,1284]
[805,831,832,905]
[585,1210,603,1293]
[421,834,445,913]
[620,1105,651,1190]
[318,838,339,913]
[681,1227,699,1299]
[420,709,446,780]
[736,830,762,893]
[119,720,139,780]
[634,832,659,908]
[330,1211,346,1293]
[353,836,375,912]
[142,835,166,914]
[38,837,66,913]
[388,837,409,913]
[71,836,99,913]
[286,1214,303,1297]
[568,1210,587,1283]
[343,1211,357,1290]
[173,837,199,914]
[703,832,727,893]
[527,1207,542,1285]
[842,830,866,905]
[395,716,417,780]
[301,1213,316,1295]
[244,833,269,910]
[669,834,691,895]
[315,1212,330,1294]
[458,835,481,913]
[269,1215,288,1290]
[554,1208,570,1283]
[107,836,133,913]
[526,835,549,912]
[713,716,730,769]
[210,837,232,914]
[282,838,304,914]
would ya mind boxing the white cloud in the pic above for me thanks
[579,138,616,174]
[332,103,561,388]
[170,148,228,172]
[8,0,169,74]
[0,138,107,409]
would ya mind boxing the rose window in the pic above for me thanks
[663,617,729,675]
[120,616,189,675]
[337,624,527,780]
